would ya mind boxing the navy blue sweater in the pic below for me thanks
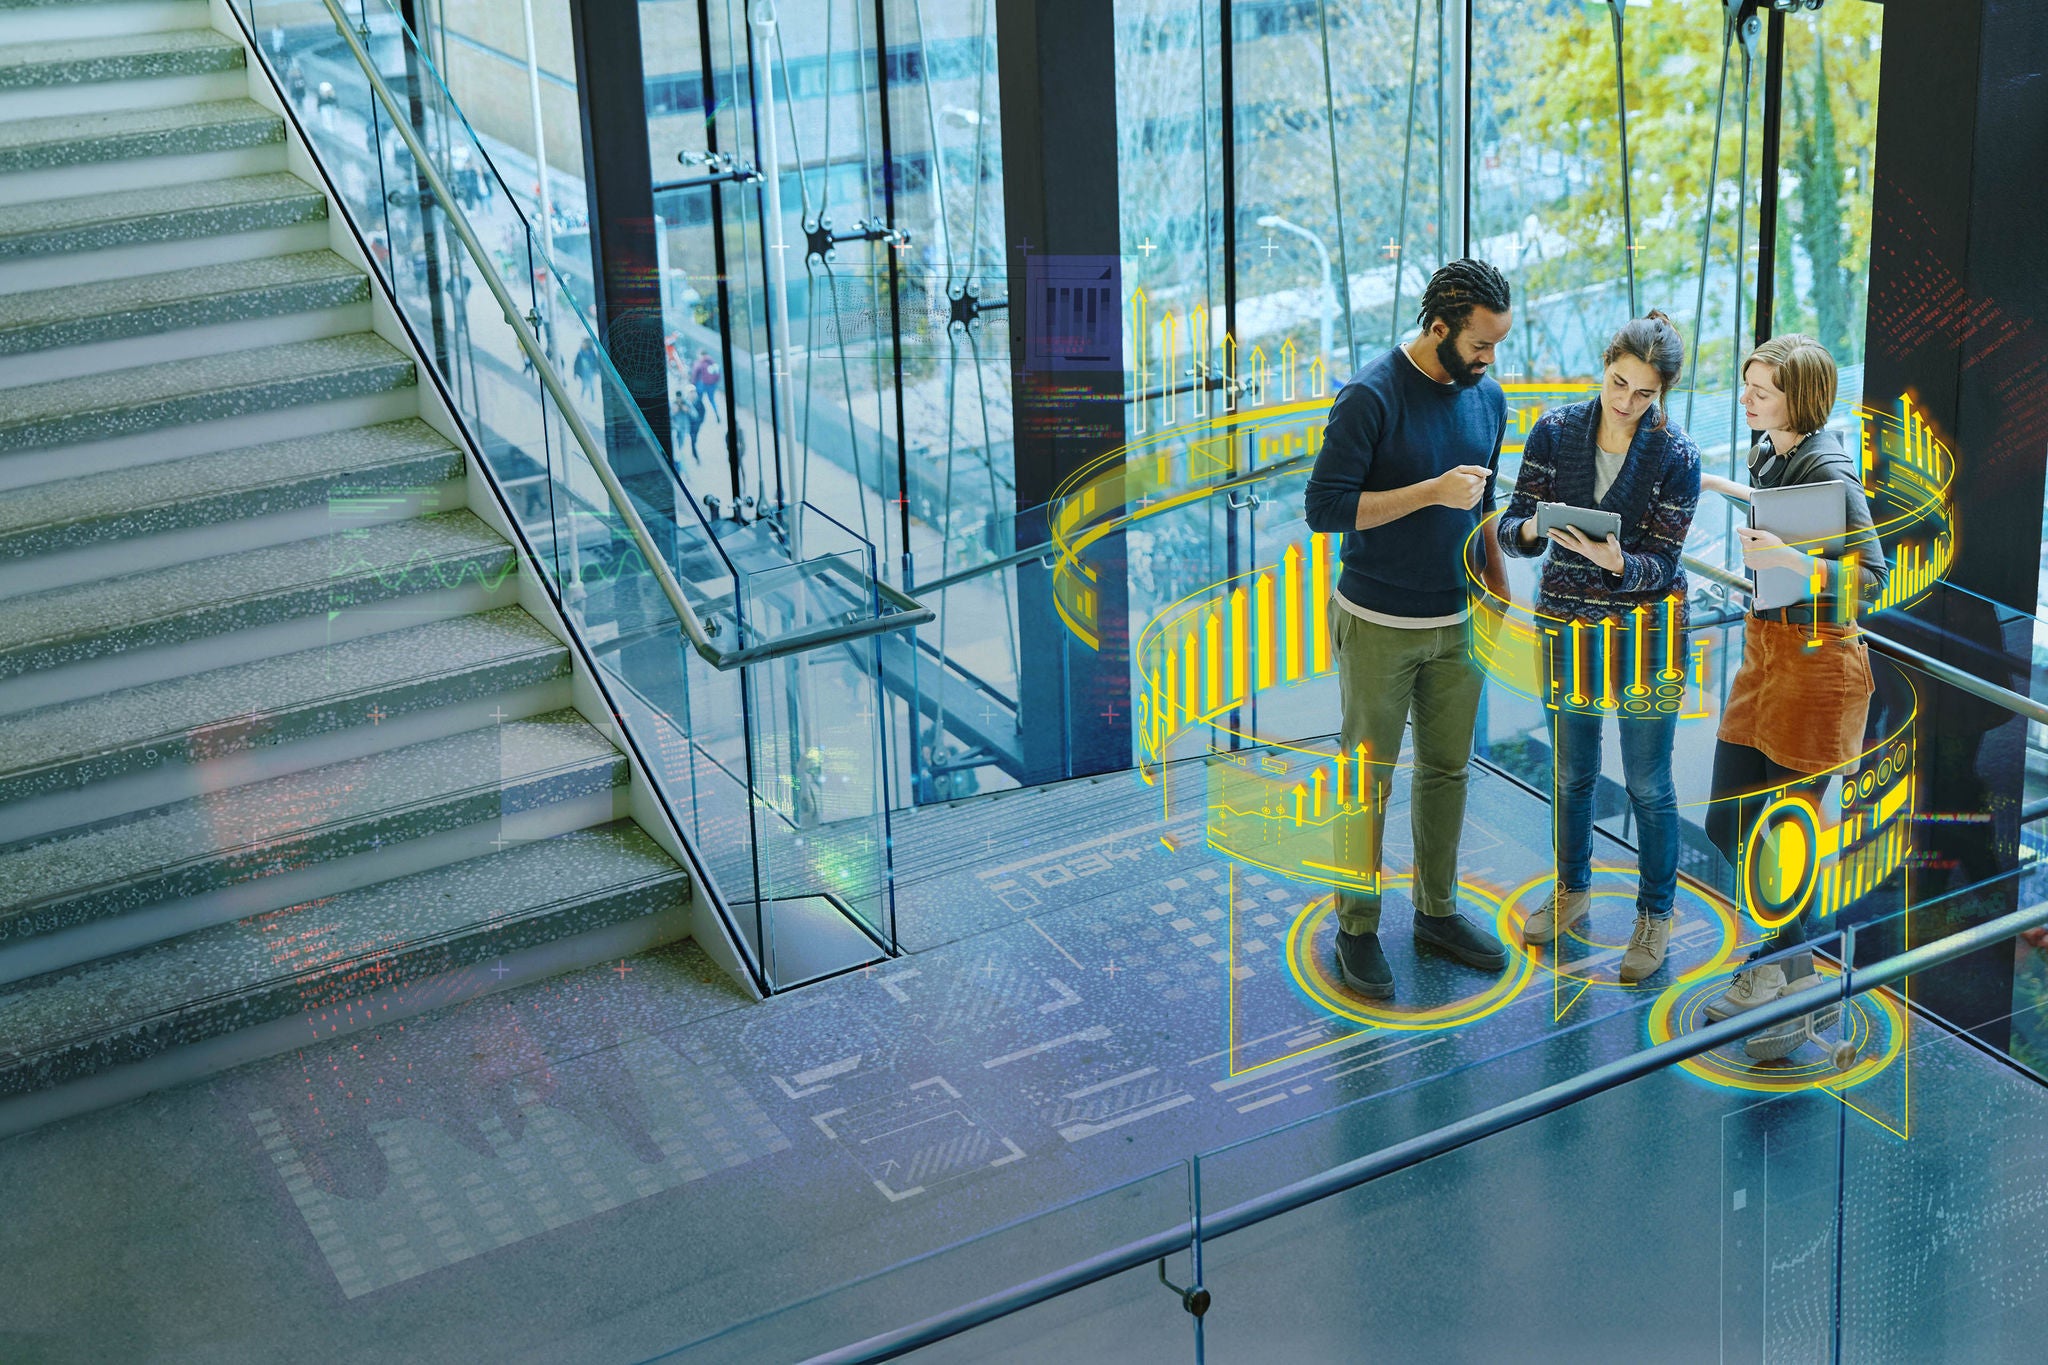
[1302,348,1507,618]
[1496,399,1702,625]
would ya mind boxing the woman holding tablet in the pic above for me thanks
[1697,335,1888,1058]
[1497,313,1701,981]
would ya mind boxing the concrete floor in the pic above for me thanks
[0,763,2035,1363]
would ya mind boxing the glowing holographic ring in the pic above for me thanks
[1285,880,1535,1030]
[1706,654,1917,933]
[1463,510,1707,719]
[1647,963,1907,1094]
[1501,875,1745,993]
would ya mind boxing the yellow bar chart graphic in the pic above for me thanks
[1137,533,1349,772]
[1206,740,1379,893]
[1860,393,1957,615]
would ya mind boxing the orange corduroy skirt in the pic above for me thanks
[1718,616,1875,774]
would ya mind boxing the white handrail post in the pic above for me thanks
[518,0,553,290]
[752,0,803,562]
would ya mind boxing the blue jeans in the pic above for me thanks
[1549,706,1679,918]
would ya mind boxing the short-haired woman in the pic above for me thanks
[1498,313,1701,981]
[1697,335,1889,1059]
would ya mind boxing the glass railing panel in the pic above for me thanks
[531,366,765,939]
[738,506,896,967]
[648,1164,1196,1363]
[1841,917,2048,1360]
[890,501,1047,806]
[1196,954,1669,1207]
[1199,1021,1849,1360]
[233,0,942,989]
[1191,874,2048,1360]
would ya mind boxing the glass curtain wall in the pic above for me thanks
[370,0,1895,978]
[638,0,1018,807]
[599,0,1880,816]
[342,0,1901,991]
[408,0,592,299]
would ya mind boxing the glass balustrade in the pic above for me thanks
[228,0,2040,1335]
[629,867,2046,1361]
[228,0,926,990]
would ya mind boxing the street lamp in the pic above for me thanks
[1257,214,1335,377]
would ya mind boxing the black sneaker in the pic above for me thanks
[1335,929,1394,999]
[1414,912,1508,972]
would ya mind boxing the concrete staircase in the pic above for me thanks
[0,0,694,1130]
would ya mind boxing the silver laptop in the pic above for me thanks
[1749,480,1847,610]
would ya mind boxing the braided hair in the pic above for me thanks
[1415,258,1512,338]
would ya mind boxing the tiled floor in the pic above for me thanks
[0,761,2001,1363]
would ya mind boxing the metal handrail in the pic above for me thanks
[903,540,1052,598]
[320,0,928,670]
[812,893,2048,1363]
[1680,553,2048,726]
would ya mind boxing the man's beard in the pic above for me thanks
[1436,333,1488,388]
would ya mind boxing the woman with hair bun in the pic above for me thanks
[1497,312,1703,981]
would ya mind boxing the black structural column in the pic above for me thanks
[567,0,673,465]
[1751,3,1783,344]
[995,0,1132,784]
[1860,0,2048,1050]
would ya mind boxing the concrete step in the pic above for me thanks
[0,27,244,118]
[0,820,690,1101]
[0,332,415,484]
[0,0,208,47]
[0,508,517,714]
[0,27,242,86]
[0,97,284,204]
[0,419,460,595]
[0,605,574,841]
[0,709,628,975]
[0,248,369,386]
[0,171,327,293]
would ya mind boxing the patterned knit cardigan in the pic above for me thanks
[1495,398,1702,628]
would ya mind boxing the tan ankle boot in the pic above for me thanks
[1618,913,1674,983]
[1706,961,1787,1022]
[1522,884,1591,944]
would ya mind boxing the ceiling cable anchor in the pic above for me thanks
[669,150,765,190]
[804,215,912,264]
[948,284,1009,331]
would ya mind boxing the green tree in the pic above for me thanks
[1792,42,1849,353]
[1491,0,1881,385]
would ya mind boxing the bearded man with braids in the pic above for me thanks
[1303,258,1515,999]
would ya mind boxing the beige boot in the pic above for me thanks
[1522,884,1591,944]
[1706,961,1787,1022]
[1618,913,1675,983]
[1742,973,1844,1062]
